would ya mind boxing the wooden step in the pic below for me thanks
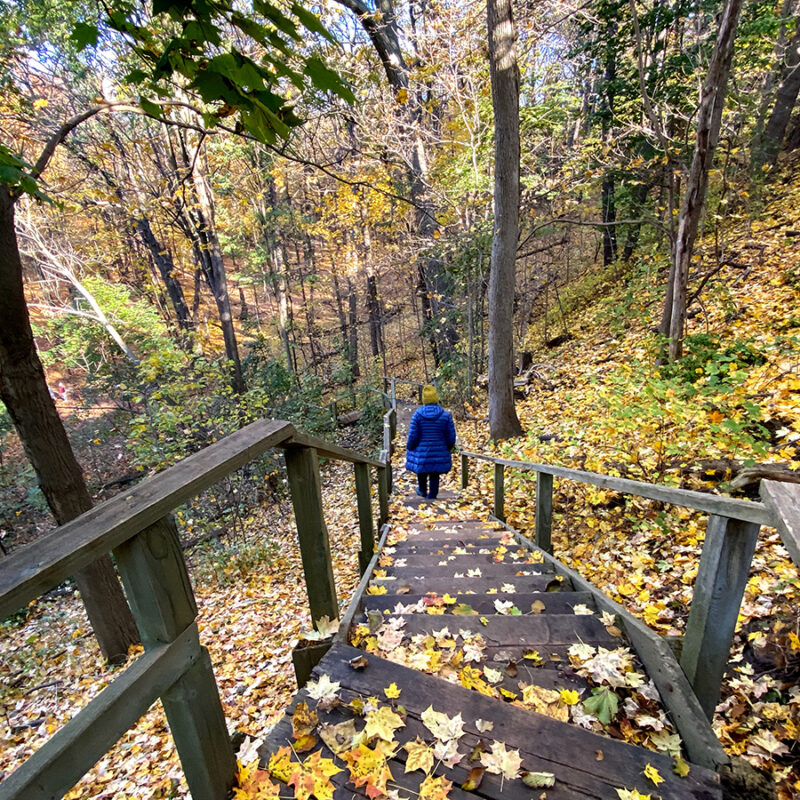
[259,643,721,800]
[377,563,550,579]
[370,575,570,595]
[362,591,596,616]
[387,539,508,553]
[383,554,545,570]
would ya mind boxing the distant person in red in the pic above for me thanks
[405,385,456,500]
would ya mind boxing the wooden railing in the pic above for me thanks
[0,421,389,800]
[460,450,797,725]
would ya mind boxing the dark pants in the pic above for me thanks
[417,472,441,499]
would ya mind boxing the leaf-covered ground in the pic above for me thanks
[0,462,363,799]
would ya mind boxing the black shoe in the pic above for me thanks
[416,488,425,497]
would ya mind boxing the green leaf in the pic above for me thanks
[303,56,355,103]
[291,3,335,42]
[583,687,619,725]
[138,97,163,119]
[71,22,98,51]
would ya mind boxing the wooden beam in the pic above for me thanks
[354,462,375,574]
[378,452,390,526]
[160,648,237,800]
[494,463,505,522]
[461,453,469,490]
[283,432,383,467]
[535,472,553,554]
[460,450,771,526]
[114,517,235,797]
[0,624,202,800]
[495,522,729,772]
[285,446,339,624]
[0,419,294,617]
[760,480,800,566]
[681,515,759,719]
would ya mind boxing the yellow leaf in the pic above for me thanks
[403,737,435,774]
[643,764,664,786]
[367,585,387,595]
[384,682,401,699]
[673,757,690,777]
[269,746,294,783]
[560,689,580,705]
[33,98,49,109]
[364,705,405,742]
[419,774,452,800]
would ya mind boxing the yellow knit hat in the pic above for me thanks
[422,384,439,404]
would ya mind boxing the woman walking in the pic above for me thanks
[405,384,457,500]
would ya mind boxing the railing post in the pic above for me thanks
[389,407,397,443]
[378,451,390,526]
[354,462,375,575]
[680,514,759,719]
[114,517,235,800]
[461,453,469,489]
[284,446,339,624]
[494,463,505,522]
[417,384,422,403]
[390,377,396,408]
[329,400,338,428]
[535,472,553,554]
[383,421,394,494]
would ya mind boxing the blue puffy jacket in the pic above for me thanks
[405,405,457,474]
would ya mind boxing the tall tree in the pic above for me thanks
[487,0,524,439]
[660,0,745,360]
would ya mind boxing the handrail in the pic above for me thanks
[459,450,773,526]
[0,419,389,800]
[459,447,778,723]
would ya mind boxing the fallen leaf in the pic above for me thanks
[522,771,556,788]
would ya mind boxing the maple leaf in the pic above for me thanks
[343,743,393,799]
[384,682,402,699]
[583,687,619,724]
[292,702,319,739]
[483,666,503,684]
[480,740,522,781]
[288,750,342,800]
[236,761,282,800]
[433,738,463,768]
[462,766,485,791]
[365,705,405,742]
[475,719,494,733]
[418,774,452,800]
[642,764,663,786]
[560,689,580,705]
[269,746,295,783]
[319,720,360,755]
[673,757,691,777]
[615,789,652,800]
[403,737,435,774]
[306,674,341,701]
[421,705,465,742]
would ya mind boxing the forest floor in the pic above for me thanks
[2,165,800,797]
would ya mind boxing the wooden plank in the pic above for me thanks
[390,613,621,646]
[313,644,721,798]
[0,624,201,800]
[362,591,596,615]
[680,515,759,719]
[114,516,196,648]
[285,432,383,468]
[385,554,544,568]
[378,453,390,526]
[460,450,772,525]
[160,647,237,800]
[760,479,800,566]
[536,472,553,554]
[285,446,339,624]
[369,576,566,595]
[0,419,294,618]
[494,463,505,522]
[114,516,236,797]
[354,462,375,575]
[377,564,549,580]
[387,538,507,552]
[499,522,730,770]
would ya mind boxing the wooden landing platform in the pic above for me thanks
[258,514,723,800]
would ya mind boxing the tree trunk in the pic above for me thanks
[752,13,800,170]
[487,0,524,440]
[0,187,139,663]
[661,0,744,361]
[601,177,618,265]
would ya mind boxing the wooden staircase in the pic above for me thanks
[258,514,723,799]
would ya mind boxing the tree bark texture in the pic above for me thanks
[487,0,524,440]
[662,0,744,361]
[753,12,800,169]
[0,187,139,662]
